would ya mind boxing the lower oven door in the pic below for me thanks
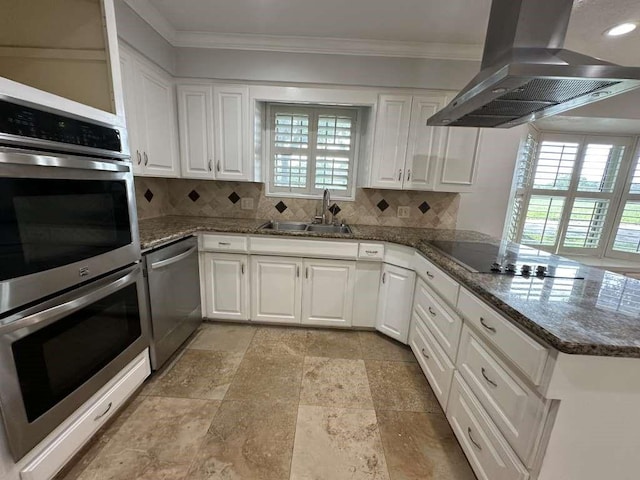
[0,264,149,461]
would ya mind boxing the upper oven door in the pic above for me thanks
[0,147,140,315]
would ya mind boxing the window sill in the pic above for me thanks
[265,191,355,202]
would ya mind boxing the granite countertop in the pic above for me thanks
[138,215,640,358]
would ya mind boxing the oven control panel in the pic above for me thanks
[0,100,122,152]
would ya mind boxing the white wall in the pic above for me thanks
[456,126,528,238]
[175,47,479,90]
[114,0,176,74]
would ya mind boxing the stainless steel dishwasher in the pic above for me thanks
[143,236,202,370]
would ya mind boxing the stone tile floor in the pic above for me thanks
[57,323,476,480]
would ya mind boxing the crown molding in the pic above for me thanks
[124,0,483,61]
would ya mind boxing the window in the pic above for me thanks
[507,132,640,259]
[267,104,358,199]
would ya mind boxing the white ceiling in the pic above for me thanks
[138,0,640,66]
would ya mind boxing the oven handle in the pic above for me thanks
[150,246,197,270]
[0,150,129,172]
[0,265,140,336]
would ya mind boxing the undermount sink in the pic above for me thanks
[259,221,352,234]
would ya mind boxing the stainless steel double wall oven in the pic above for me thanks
[0,98,148,461]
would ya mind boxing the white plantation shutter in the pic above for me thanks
[506,132,538,242]
[609,154,640,258]
[511,133,635,256]
[269,105,357,198]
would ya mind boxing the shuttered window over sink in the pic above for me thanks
[268,104,358,199]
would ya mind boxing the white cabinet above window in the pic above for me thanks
[363,93,481,192]
[176,82,254,181]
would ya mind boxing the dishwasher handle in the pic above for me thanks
[150,246,197,270]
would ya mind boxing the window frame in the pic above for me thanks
[512,132,638,258]
[265,103,360,201]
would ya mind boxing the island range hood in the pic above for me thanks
[427,0,640,128]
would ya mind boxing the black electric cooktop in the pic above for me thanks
[426,240,584,279]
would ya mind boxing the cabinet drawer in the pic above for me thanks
[250,236,358,259]
[447,373,529,480]
[409,313,454,410]
[201,233,248,252]
[358,243,384,260]
[413,278,462,361]
[20,351,150,480]
[457,326,548,466]
[457,288,548,385]
[413,252,459,306]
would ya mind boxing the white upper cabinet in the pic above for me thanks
[213,85,251,181]
[177,84,214,179]
[366,92,481,192]
[370,94,413,189]
[119,46,179,178]
[176,82,253,181]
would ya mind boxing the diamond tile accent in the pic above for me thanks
[188,190,200,202]
[377,199,389,212]
[228,192,241,204]
[418,201,431,214]
[143,189,154,202]
[329,203,341,216]
[275,201,288,213]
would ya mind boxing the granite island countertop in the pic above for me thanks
[138,215,640,358]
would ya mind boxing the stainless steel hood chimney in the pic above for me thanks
[427,0,640,128]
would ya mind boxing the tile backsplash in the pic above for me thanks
[135,177,460,229]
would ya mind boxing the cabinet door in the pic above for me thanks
[135,61,180,177]
[434,127,481,192]
[177,84,214,179]
[376,263,416,344]
[370,95,412,189]
[250,256,302,324]
[213,85,251,181]
[119,51,143,175]
[404,95,447,190]
[301,259,356,327]
[203,253,249,321]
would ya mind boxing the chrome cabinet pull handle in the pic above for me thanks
[94,402,112,421]
[241,263,245,275]
[407,169,411,181]
[480,317,496,333]
[218,242,231,246]
[143,152,148,166]
[398,169,402,181]
[305,267,309,279]
[467,427,482,450]
[481,367,498,388]
[208,160,213,171]
[421,348,429,359]
[426,271,434,279]
[136,150,141,164]
[216,160,221,172]
[365,250,378,255]
[382,272,386,284]
[428,306,437,317]
[296,265,300,277]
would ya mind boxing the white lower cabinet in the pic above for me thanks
[250,256,302,324]
[376,263,416,343]
[447,373,529,480]
[301,259,356,327]
[203,253,249,320]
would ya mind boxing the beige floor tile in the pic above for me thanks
[300,357,373,408]
[76,397,220,480]
[377,410,476,480]
[188,323,257,352]
[306,329,363,359]
[290,405,390,480]
[56,395,145,480]
[146,349,243,400]
[366,360,440,412]
[187,400,297,480]
[359,331,417,362]
[245,326,309,357]
[224,353,303,402]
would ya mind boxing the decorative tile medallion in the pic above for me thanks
[328,203,341,216]
[377,199,389,212]
[228,192,241,204]
[188,190,200,202]
[275,201,288,213]
[418,201,431,214]
[144,189,154,202]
